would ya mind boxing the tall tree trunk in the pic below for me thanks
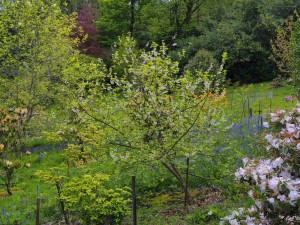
[175,0,204,37]
[129,0,136,36]
[5,171,13,196]
[183,0,194,25]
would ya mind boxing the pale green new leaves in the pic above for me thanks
[0,0,76,119]
[61,174,130,224]
[72,36,226,167]
[65,36,226,190]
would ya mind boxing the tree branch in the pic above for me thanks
[78,103,134,147]
[169,93,209,152]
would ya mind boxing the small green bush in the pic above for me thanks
[185,49,218,74]
[61,174,131,225]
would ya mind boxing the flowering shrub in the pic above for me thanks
[0,108,27,157]
[0,108,27,195]
[221,105,300,224]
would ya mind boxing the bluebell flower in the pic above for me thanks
[214,148,221,154]
[1,206,6,216]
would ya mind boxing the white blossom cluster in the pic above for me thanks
[221,104,300,224]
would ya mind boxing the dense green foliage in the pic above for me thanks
[61,174,130,224]
[290,18,300,97]
[93,0,300,83]
[0,0,76,120]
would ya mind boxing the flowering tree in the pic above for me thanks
[63,36,227,192]
[221,105,300,224]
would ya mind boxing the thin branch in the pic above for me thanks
[169,93,209,152]
[108,141,140,150]
[79,104,123,135]
[78,103,135,148]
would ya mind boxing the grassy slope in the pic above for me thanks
[227,82,296,117]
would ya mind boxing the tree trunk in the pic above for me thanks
[162,162,186,191]
[6,182,12,196]
[55,182,70,225]
[129,0,136,35]
[162,162,190,204]
[5,171,13,195]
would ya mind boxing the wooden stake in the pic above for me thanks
[184,157,190,207]
[132,176,137,225]
[36,198,40,225]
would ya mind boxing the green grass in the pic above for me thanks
[226,82,296,122]
[0,150,64,224]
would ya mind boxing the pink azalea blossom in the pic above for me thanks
[284,95,293,102]
[268,177,279,194]
[265,134,273,142]
[271,157,284,168]
[277,109,286,115]
[279,170,291,179]
[286,123,296,134]
[267,197,275,204]
[270,113,279,122]
[223,104,300,224]
[284,115,292,122]
[263,122,269,128]
[277,194,287,202]
[288,191,300,205]
[242,157,249,165]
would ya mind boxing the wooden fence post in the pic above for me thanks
[132,175,137,225]
[184,157,190,207]
[36,197,40,225]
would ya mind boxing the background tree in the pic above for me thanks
[172,0,300,83]
[73,5,107,57]
[290,18,300,97]
[135,0,176,45]
[96,0,131,47]
[271,14,299,78]
[0,0,76,121]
